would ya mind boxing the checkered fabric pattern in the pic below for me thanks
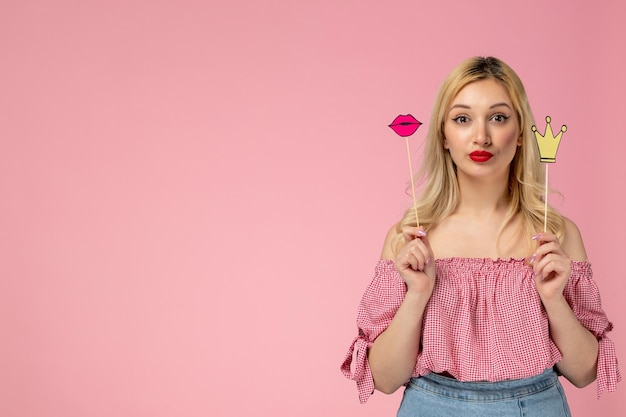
[341,258,621,404]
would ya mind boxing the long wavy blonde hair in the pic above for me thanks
[394,56,564,256]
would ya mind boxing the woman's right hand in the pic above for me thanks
[395,226,436,296]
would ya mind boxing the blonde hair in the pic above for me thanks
[395,56,564,255]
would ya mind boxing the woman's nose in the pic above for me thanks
[473,122,491,146]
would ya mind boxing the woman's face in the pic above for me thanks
[443,78,521,182]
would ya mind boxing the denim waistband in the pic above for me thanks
[407,368,559,402]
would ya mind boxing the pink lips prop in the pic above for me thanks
[389,114,422,137]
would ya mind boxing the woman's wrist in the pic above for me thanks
[403,289,432,310]
[539,292,568,313]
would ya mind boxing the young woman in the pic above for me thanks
[341,56,620,416]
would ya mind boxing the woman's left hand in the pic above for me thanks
[530,232,572,302]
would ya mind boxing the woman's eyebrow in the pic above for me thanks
[448,102,512,111]
[490,102,512,110]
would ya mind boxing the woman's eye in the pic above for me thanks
[492,114,509,123]
[453,115,469,124]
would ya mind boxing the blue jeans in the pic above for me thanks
[397,368,571,417]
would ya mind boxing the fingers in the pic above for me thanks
[530,233,564,261]
[533,253,571,280]
[395,228,436,294]
[401,225,427,242]
[531,232,559,245]
[401,226,432,251]
[404,241,430,271]
[399,226,433,271]
[529,232,571,281]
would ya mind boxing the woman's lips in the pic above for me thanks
[389,114,422,137]
[469,151,493,162]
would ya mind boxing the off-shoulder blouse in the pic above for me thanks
[341,258,620,403]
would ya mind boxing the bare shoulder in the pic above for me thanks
[380,222,402,260]
[561,217,588,262]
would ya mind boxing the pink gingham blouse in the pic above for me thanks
[341,258,621,403]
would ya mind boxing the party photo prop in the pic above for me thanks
[532,116,567,231]
[389,114,422,227]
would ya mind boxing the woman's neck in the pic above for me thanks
[427,174,524,259]
[456,174,510,217]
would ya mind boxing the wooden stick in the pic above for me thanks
[543,164,550,233]
[405,138,419,227]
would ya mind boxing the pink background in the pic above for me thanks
[1,1,624,416]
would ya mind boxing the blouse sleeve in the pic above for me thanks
[563,261,621,398]
[340,259,407,403]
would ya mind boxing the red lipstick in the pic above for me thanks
[469,151,493,162]
[389,114,422,137]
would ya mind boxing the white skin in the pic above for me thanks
[369,78,598,394]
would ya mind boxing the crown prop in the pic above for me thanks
[532,116,567,163]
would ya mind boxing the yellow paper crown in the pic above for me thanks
[532,116,567,163]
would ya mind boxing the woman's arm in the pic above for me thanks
[367,224,435,394]
[532,218,598,387]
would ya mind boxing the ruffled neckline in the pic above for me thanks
[379,257,590,266]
